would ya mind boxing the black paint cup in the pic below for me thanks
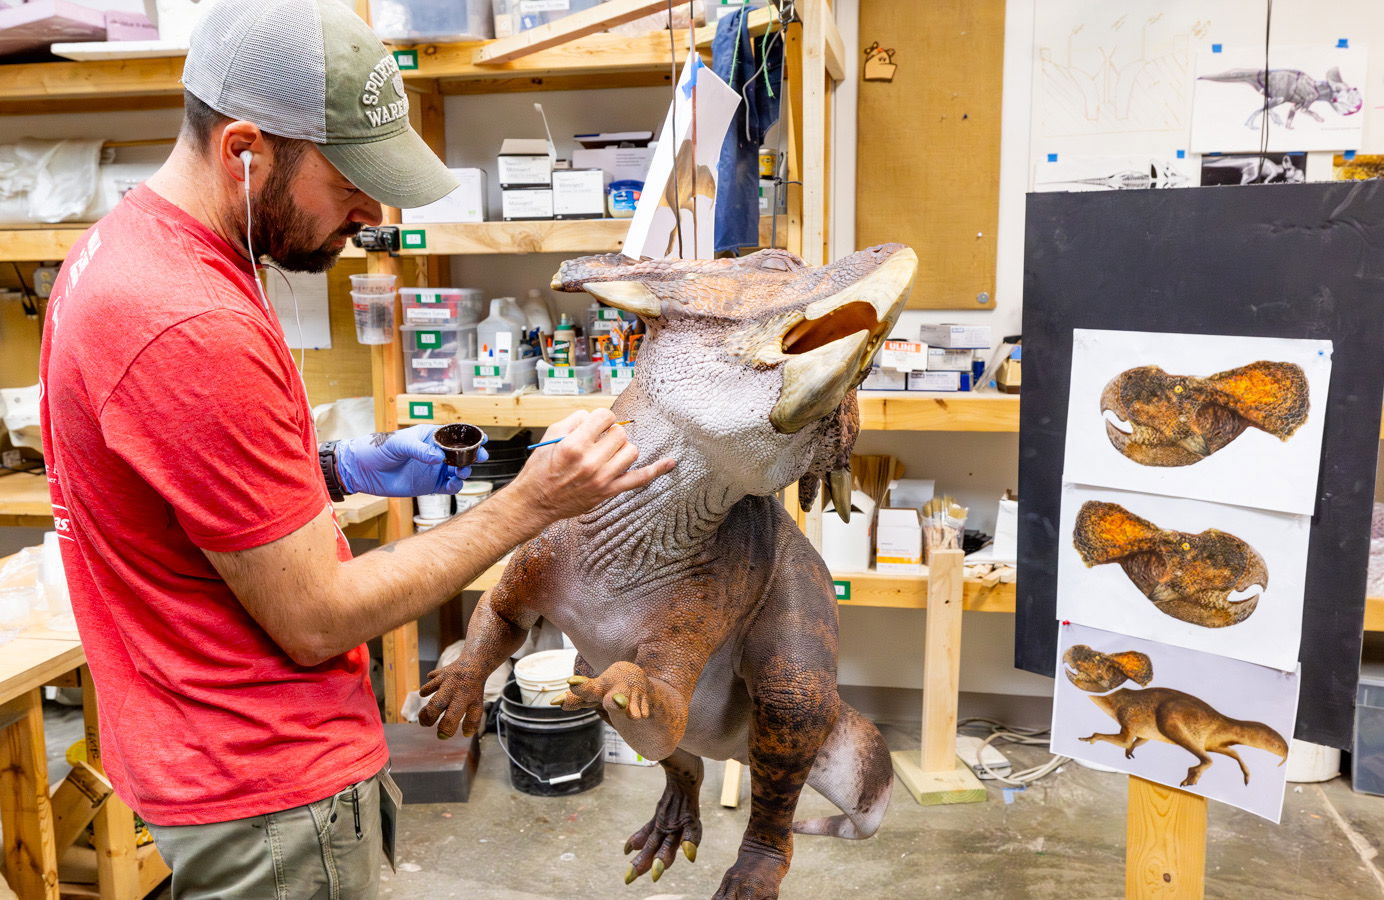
[434,423,487,468]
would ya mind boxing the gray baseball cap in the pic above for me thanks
[182,0,458,209]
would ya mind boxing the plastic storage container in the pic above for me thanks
[369,0,494,41]
[462,356,539,395]
[493,0,605,38]
[602,364,636,396]
[1353,661,1384,795]
[402,324,463,394]
[538,361,601,395]
[400,287,483,327]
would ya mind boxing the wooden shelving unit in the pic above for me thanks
[395,389,1022,431]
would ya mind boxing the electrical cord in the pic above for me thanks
[959,717,1070,786]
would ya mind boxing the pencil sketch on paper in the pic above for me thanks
[1035,10,1211,140]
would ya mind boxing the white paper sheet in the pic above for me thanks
[1057,484,1309,671]
[1032,154,1197,192]
[1191,44,1368,152]
[1063,329,1332,515]
[265,269,332,350]
[624,56,740,260]
[1051,623,1299,823]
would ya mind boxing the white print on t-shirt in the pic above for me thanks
[65,227,103,292]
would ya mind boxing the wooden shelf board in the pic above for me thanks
[832,568,1016,612]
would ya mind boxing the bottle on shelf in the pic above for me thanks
[520,287,555,337]
[477,298,524,362]
[551,313,578,366]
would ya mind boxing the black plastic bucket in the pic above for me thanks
[496,681,605,797]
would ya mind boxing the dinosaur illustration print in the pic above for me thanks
[1062,644,1152,693]
[1038,160,1191,191]
[420,245,917,899]
[1199,66,1363,130]
[1100,361,1310,467]
[658,138,717,256]
[1064,646,1289,787]
[1072,501,1268,628]
[1201,153,1306,185]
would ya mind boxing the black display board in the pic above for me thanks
[1017,182,1384,748]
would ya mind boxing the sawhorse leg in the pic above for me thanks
[0,689,59,898]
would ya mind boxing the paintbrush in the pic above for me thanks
[527,421,634,451]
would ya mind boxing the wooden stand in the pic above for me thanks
[890,548,986,805]
[1125,776,1206,898]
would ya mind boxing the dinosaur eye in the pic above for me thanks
[1180,542,1191,551]
[1173,384,1184,394]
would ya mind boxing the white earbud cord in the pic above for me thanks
[242,153,309,403]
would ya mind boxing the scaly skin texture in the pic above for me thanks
[1073,500,1268,628]
[1061,644,1153,693]
[421,245,917,899]
[1100,361,1310,467]
[1081,688,1289,787]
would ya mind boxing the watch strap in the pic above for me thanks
[319,440,348,502]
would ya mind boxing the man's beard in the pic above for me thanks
[246,163,362,273]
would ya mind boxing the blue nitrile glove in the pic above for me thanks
[335,425,489,497]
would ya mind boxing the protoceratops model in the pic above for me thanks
[421,244,917,899]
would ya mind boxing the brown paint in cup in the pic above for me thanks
[435,423,487,468]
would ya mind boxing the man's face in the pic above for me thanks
[251,144,382,273]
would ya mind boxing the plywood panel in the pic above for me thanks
[855,0,1004,309]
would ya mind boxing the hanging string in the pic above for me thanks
[1257,0,1274,175]
[688,0,700,258]
[665,0,685,258]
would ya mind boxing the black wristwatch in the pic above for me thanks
[319,441,349,502]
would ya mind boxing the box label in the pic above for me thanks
[521,0,570,11]
[598,308,627,321]
[551,368,575,378]
[880,340,929,372]
[405,307,452,323]
[544,379,582,395]
[474,365,502,377]
[412,358,451,370]
[833,580,851,601]
[473,375,504,389]
[393,50,418,71]
[415,330,442,348]
[401,229,427,250]
[409,401,434,420]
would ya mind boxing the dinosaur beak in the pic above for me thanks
[770,248,917,434]
[1100,376,1134,454]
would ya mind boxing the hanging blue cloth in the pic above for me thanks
[713,8,783,254]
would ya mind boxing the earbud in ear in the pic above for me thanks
[239,150,253,180]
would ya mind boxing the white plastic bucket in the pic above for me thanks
[1286,738,1341,783]
[413,515,448,533]
[417,493,452,519]
[514,648,579,707]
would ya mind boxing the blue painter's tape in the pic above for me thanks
[1047,152,1058,162]
[1346,150,1357,160]
[1211,43,1223,53]
[1176,149,1186,159]
[1338,38,1349,48]
[681,55,704,98]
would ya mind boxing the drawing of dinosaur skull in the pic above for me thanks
[1062,644,1154,693]
[1326,66,1363,115]
[552,245,917,521]
[1100,360,1309,467]
[1073,501,1268,628]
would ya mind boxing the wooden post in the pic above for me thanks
[719,759,743,809]
[82,667,142,900]
[890,549,986,804]
[0,690,59,899]
[1126,776,1207,899]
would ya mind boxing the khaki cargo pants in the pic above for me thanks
[147,770,384,900]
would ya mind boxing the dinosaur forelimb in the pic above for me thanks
[556,660,690,761]
[419,589,534,739]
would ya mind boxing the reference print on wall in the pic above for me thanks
[1333,153,1384,180]
[1057,484,1309,671]
[1063,329,1333,515]
[1051,623,1298,822]
[1190,44,1367,152]
[1200,151,1307,186]
[1032,154,1195,192]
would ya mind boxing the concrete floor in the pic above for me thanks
[39,704,1384,899]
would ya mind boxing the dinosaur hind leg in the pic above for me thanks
[1125,736,1147,760]
[1211,745,1252,785]
[1159,719,1214,786]
[793,701,893,839]
[623,749,705,884]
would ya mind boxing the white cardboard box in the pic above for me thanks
[402,168,486,223]
[927,347,974,371]
[860,366,908,391]
[907,370,973,392]
[552,168,608,219]
[497,138,553,188]
[918,323,992,349]
[879,339,929,372]
[501,188,553,221]
[571,146,654,184]
[876,508,923,573]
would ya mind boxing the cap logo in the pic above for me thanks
[361,53,409,128]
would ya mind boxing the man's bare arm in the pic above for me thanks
[204,410,674,666]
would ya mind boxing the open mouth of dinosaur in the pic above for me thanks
[1103,408,1134,435]
[781,301,883,356]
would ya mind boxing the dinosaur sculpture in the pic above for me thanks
[1199,66,1363,130]
[1065,645,1289,786]
[1072,500,1268,628]
[1100,361,1310,467]
[1061,643,1153,693]
[420,244,918,899]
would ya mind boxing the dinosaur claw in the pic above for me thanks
[651,859,665,883]
[623,838,636,855]
[624,865,637,885]
[568,675,590,685]
[550,692,572,706]
[828,468,852,523]
[613,693,629,710]
[682,841,697,862]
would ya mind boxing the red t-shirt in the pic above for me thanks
[38,185,387,826]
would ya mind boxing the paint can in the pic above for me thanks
[514,648,579,706]
[496,681,605,797]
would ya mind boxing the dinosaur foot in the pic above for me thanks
[1180,768,1206,787]
[622,782,702,885]
[712,850,789,900]
[553,661,652,719]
